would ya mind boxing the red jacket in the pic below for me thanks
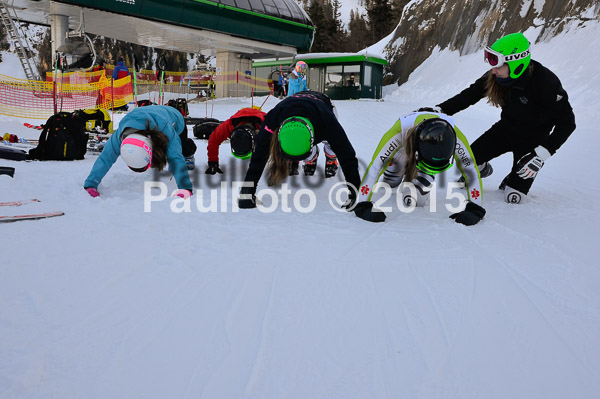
[207,108,266,163]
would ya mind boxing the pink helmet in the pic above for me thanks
[295,61,307,76]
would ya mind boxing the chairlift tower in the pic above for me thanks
[0,1,39,80]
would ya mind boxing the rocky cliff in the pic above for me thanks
[384,0,600,85]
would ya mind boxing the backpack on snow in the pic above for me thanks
[167,97,189,117]
[73,108,113,133]
[28,112,88,160]
[137,99,154,107]
[192,118,221,140]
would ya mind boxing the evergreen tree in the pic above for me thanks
[347,9,370,52]
[305,0,347,53]
[366,0,395,43]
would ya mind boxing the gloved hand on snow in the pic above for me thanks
[85,187,100,198]
[205,161,223,175]
[238,194,257,209]
[450,201,486,226]
[172,189,193,199]
[516,146,551,179]
[354,201,386,223]
[341,191,357,211]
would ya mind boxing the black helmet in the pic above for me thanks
[414,118,456,174]
[230,125,256,159]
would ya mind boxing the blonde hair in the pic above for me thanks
[485,65,533,107]
[485,72,508,108]
[402,126,419,182]
[267,128,291,186]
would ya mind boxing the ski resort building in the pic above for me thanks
[252,53,387,100]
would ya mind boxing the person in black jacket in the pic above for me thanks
[238,91,360,210]
[425,32,575,203]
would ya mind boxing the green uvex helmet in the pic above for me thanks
[484,32,531,79]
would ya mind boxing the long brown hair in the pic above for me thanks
[267,128,292,187]
[484,71,508,108]
[485,65,533,107]
[122,121,169,171]
[403,126,419,182]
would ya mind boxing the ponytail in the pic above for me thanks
[267,128,292,186]
[403,126,419,182]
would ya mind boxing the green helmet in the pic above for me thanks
[485,32,531,79]
[278,116,314,160]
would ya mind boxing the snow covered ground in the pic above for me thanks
[2,21,600,399]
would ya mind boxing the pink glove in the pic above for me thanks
[85,187,100,198]
[172,189,192,199]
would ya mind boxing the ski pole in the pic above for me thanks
[259,93,270,110]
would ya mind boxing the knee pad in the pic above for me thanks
[504,186,526,204]
[401,174,434,207]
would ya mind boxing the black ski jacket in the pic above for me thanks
[241,92,360,195]
[437,60,576,155]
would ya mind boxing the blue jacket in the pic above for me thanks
[112,61,130,80]
[287,73,308,96]
[84,105,192,191]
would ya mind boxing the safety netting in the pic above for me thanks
[0,67,273,120]
[0,72,133,119]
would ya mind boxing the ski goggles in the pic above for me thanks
[484,47,530,68]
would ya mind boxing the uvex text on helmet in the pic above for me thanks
[490,32,531,79]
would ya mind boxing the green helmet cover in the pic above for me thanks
[490,32,531,79]
[278,116,314,159]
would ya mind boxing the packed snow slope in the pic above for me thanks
[2,23,600,399]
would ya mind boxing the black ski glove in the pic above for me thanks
[450,202,486,226]
[205,161,223,175]
[238,194,257,209]
[354,201,386,223]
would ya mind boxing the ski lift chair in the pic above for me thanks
[56,36,96,72]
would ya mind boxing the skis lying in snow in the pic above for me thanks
[0,211,64,223]
[23,123,43,130]
[0,199,64,222]
[0,199,41,207]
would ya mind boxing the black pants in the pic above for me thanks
[471,120,548,194]
[179,125,197,157]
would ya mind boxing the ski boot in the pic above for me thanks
[499,174,509,190]
[185,155,196,171]
[325,154,338,178]
[289,161,299,176]
[303,146,319,176]
[457,162,493,186]
[303,160,317,176]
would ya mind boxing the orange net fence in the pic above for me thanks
[0,72,133,119]
[212,71,273,92]
[1,67,273,120]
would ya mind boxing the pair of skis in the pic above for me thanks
[0,199,64,223]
